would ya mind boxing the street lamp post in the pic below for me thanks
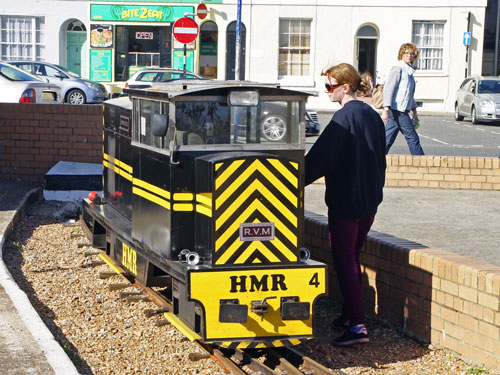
[235,0,242,80]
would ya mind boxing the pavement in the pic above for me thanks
[0,178,498,374]
[0,180,79,375]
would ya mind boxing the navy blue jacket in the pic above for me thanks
[305,100,386,219]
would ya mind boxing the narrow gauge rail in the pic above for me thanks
[78,220,342,375]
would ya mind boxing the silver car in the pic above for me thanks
[455,76,500,124]
[125,68,203,89]
[7,60,108,105]
[0,62,62,104]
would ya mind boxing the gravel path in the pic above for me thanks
[3,200,489,375]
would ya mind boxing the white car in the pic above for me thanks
[0,62,62,104]
[455,76,500,124]
[125,68,203,89]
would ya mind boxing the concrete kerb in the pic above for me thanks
[0,187,80,375]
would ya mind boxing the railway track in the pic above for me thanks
[75,220,344,375]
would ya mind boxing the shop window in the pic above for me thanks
[0,16,45,60]
[278,19,311,77]
[412,21,445,70]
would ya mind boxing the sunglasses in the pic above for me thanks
[325,82,344,92]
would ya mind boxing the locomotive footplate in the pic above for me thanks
[188,262,326,344]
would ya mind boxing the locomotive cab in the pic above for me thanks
[83,80,327,347]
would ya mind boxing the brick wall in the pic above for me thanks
[386,155,500,190]
[305,211,500,370]
[0,103,103,182]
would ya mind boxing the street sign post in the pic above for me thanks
[173,17,199,77]
[197,3,208,20]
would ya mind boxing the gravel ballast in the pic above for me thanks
[3,200,492,375]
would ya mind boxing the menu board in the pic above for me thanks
[90,49,112,82]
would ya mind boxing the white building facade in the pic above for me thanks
[0,0,487,112]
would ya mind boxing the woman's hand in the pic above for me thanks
[411,108,419,121]
[381,109,389,123]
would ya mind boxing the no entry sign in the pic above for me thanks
[197,3,208,20]
[173,17,199,44]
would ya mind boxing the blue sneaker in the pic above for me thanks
[332,324,369,346]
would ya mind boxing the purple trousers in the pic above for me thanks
[328,214,375,326]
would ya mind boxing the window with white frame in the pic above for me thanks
[278,19,311,77]
[412,21,444,70]
[0,16,45,61]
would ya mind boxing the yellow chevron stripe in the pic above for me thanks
[215,179,296,231]
[215,159,245,189]
[290,162,298,170]
[103,153,133,174]
[215,200,297,251]
[216,159,297,209]
[233,242,280,264]
[268,159,298,188]
[215,162,223,171]
[196,204,212,217]
[133,178,171,200]
[133,186,171,210]
[196,193,212,207]
[173,193,194,201]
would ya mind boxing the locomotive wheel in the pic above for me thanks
[261,115,286,141]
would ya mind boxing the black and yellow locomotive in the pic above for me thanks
[82,80,327,348]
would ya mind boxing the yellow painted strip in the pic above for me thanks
[163,312,201,342]
[215,162,223,171]
[133,186,171,210]
[173,192,194,201]
[215,159,245,189]
[288,339,302,346]
[215,200,297,252]
[215,179,296,231]
[267,235,298,262]
[290,162,298,170]
[103,153,133,174]
[98,253,125,275]
[268,159,298,188]
[173,203,194,211]
[103,159,133,182]
[196,193,212,206]
[234,242,280,264]
[196,204,212,217]
[216,160,297,209]
[133,178,171,200]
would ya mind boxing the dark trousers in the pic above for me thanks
[328,214,375,326]
[385,109,424,155]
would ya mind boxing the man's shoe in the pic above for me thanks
[332,324,369,346]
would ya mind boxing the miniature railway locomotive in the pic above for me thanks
[81,80,327,348]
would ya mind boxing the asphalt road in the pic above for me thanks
[311,112,500,157]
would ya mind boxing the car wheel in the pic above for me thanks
[471,106,479,125]
[67,89,86,105]
[261,115,287,141]
[454,103,464,121]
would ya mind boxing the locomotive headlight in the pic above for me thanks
[228,90,259,106]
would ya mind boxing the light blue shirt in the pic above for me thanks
[383,60,417,112]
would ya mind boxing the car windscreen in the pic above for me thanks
[175,100,300,145]
[478,80,500,94]
[54,64,80,78]
[0,64,44,82]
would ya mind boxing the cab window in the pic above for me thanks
[174,100,300,145]
[133,99,168,149]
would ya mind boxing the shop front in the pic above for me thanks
[89,3,195,83]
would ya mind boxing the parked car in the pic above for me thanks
[125,68,203,89]
[455,76,500,124]
[0,62,62,104]
[6,60,108,105]
[305,109,320,136]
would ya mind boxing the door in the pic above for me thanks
[67,32,87,76]
[355,25,378,83]
[226,21,246,80]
